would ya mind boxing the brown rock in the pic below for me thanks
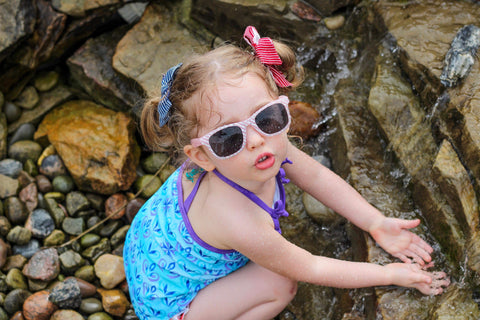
[23,290,58,320]
[65,276,97,298]
[104,193,127,220]
[50,309,83,320]
[97,288,128,317]
[34,100,140,194]
[0,237,10,268]
[10,311,25,320]
[19,183,38,213]
[288,100,321,139]
[125,198,145,223]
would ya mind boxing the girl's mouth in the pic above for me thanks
[255,153,275,170]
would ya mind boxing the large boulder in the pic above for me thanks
[34,100,140,194]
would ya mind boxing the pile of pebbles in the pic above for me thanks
[0,80,177,320]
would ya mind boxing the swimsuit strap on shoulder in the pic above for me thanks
[184,169,208,212]
[212,167,289,233]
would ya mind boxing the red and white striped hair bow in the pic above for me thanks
[243,26,293,88]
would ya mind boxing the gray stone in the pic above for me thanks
[80,297,103,314]
[0,159,23,178]
[3,102,22,123]
[9,123,36,145]
[3,288,31,315]
[22,247,60,282]
[141,152,169,174]
[80,234,101,248]
[134,175,161,198]
[5,268,27,290]
[25,209,55,239]
[49,277,82,309]
[59,250,85,275]
[34,70,59,92]
[39,154,67,179]
[52,175,75,194]
[81,238,111,262]
[62,217,85,236]
[12,239,40,259]
[66,191,90,217]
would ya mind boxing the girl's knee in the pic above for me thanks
[274,275,297,302]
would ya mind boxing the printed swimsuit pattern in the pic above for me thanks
[124,168,249,319]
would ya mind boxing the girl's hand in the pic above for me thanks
[386,263,450,295]
[369,217,433,265]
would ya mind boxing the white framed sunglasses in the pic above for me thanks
[191,95,291,159]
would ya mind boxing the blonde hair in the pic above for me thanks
[140,40,304,164]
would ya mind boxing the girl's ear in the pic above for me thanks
[184,145,216,172]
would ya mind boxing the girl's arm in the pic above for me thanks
[217,208,448,295]
[284,143,433,265]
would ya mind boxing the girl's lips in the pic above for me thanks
[255,153,275,170]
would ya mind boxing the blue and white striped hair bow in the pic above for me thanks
[158,63,183,127]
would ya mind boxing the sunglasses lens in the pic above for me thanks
[255,103,289,134]
[209,126,243,157]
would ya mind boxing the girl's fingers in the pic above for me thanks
[412,234,434,254]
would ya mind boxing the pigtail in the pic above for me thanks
[272,40,304,92]
[140,96,174,151]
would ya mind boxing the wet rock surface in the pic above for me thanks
[0,0,478,319]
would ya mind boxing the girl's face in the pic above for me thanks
[193,73,290,188]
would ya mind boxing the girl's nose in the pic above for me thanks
[245,125,265,150]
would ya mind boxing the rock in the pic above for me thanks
[22,159,38,177]
[104,193,127,219]
[74,265,96,283]
[59,250,85,275]
[27,278,49,292]
[6,268,27,290]
[44,192,64,203]
[14,86,39,110]
[68,25,142,112]
[80,234,101,248]
[52,175,75,194]
[43,230,66,247]
[288,100,322,139]
[4,288,31,314]
[85,193,105,211]
[67,192,91,217]
[98,220,122,238]
[440,24,480,87]
[50,309,84,320]
[9,124,36,146]
[34,100,140,194]
[0,159,23,178]
[0,238,9,268]
[33,71,59,92]
[141,152,169,174]
[87,312,113,320]
[8,141,42,164]
[35,175,53,193]
[12,239,40,259]
[22,290,58,320]
[81,238,111,262]
[62,217,85,236]
[8,85,73,135]
[9,311,23,320]
[0,174,20,199]
[25,209,55,239]
[4,197,28,224]
[324,15,345,30]
[80,297,103,314]
[39,155,67,179]
[0,0,36,63]
[291,1,322,22]
[159,164,175,183]
[0,114,6,160]
[0,217,9,237]
[44,198,66,228]
[2,255,27,273]
[19,183,38,213]
[22,248,60,281]
[65,277,96,298]
[134,175,161,198]
[302,192,340,225]
[3,102,22,124]
[49,277,82,309]
[125,198,145,222]
[6,226,32,246]
[94,254,125,289]
[96,288,128,317]
[110,225,129,248]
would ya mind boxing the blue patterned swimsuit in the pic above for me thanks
[123,161,290,319]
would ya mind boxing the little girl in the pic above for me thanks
[123,26,449,320]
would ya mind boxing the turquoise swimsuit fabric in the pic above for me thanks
[124,162,290,319]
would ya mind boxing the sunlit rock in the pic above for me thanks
[34,100,140,194]
[112,3,209,96]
